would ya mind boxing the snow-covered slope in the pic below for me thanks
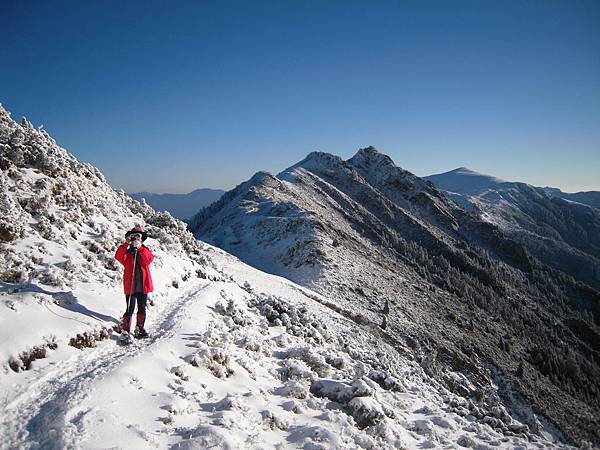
[190,147,600,447]
[425,168,600,289]
[130,188,225,220]
[0,109,216,366]
[0,108,575,448]
[424,167,509,196]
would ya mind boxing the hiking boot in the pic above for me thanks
[134,326,149,339]
[121,314,132,334]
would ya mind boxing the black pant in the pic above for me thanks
[124,292,147,317]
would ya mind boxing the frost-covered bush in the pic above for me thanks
[286,346,331,377]
[347,397,386,427]
[310,378,374,404]
[261,410,289,431]
[204,347,233,378]
[0,268,23,283]
[215,298,255,327]
[281,358,315,382]
[239,335,271,356]
[325,354,347,370]
[38,267,64,287]
[214,394,248,412]
[170,365,190,381]
[197,324,232,348]
[36,216,54,240]
[368,370,403,392]
[252,294,330,343]
[7,336,57,372]
[0,220,21,242]
[307,377,401,432]
[277,380,310,399]
[68,327,109,349]
[22,194,51,217]
[189,342,234,379]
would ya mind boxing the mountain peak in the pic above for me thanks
[351,146,385,160]
[425,167,508,195]
[245,170,283,192]
[303,150,343,164]
[249,170,275,184]
[348,146,396,169]
[448,167,488,177]
[279,151,347,178]
[355,145,380,156]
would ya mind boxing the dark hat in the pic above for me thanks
[125,225,148,242]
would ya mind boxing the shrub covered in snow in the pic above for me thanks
[251,294,331,343]
[214,297,256,327]
[286,346,331,377]
[69,327,110,350]
[0,105,216,291]
[187,332,234,379]
[7,337,57,372]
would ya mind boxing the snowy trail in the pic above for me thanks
[1,269,573,450]
[1,282,210,450]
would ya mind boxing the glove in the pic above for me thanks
[131,240,142,249]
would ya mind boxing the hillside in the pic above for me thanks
[190,147,600,446]
[425,168,600,289]
[0,109,576,448]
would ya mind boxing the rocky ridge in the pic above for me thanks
[190,146,600,446]
[425,167,600,289]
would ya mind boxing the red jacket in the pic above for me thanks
[115,243,154,295]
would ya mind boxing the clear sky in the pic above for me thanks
[2,0,599,193]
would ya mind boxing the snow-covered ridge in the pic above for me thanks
[190,145,600,446]
[542,186,600,208]
[425,166,600,289]
[0,105,219,364]
[0,105,570,449]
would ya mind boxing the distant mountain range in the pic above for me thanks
[129,188,225,219]
[542,186,600,208]
[424,167,600,289]
[189,146,600,445]
[424,167,600,209]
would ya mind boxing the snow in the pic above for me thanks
[0,107,576,449]
[425,165,600,291]
[424,167,509,196]
[4,250,562,449]
[187,145,596,447]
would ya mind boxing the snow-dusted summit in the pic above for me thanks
[425,167,509,196]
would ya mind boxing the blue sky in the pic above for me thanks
[2,0,599,193]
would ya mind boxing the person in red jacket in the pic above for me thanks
[115,225,154,338]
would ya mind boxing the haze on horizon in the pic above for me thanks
[2,0,599,194]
